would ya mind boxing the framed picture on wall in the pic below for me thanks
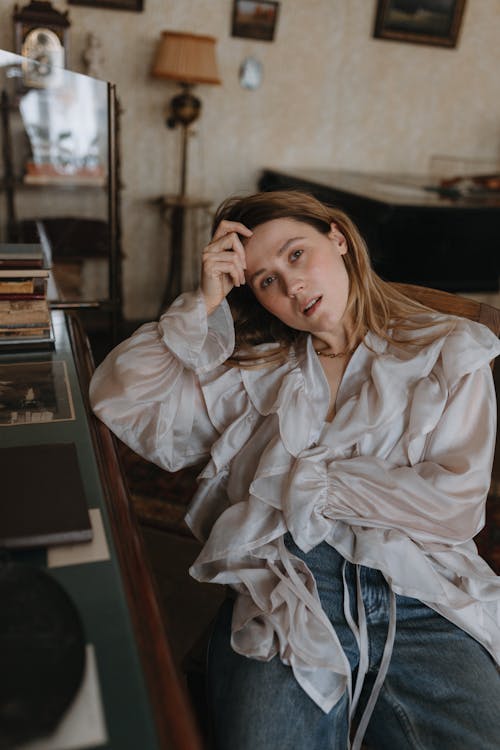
[373,0,467,48]
[231,1,280,42]
[68,0,143,11]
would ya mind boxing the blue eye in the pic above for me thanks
[290,249,303,261]
[261,275,275,289]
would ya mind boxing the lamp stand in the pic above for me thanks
[167,83,201,197]
[179,123,189,197]
[159,84,209,312]
[158,194,212,312]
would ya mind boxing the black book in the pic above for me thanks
[0,443,93,549]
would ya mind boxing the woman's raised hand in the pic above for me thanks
[201,220,252,315]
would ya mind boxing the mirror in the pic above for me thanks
[0,49,120,337]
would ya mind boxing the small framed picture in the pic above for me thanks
[232,1,280,42]
[373,0,466,48]
[68,0,143,11]
[0,360,75,426]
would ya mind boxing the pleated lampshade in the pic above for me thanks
[152,31,220,86]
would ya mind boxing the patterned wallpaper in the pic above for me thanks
[1,0,499,318]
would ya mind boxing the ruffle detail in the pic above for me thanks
[190,315,500,476]
[326,523,498,608]
[199,366,257,453]
[402,316,500,464]
[190,504,350,713]
[251,442,500,606]
[184,470,230,543]
[439,316,500,386]
[185,311,500,712]
[241,338,329,456]
[158,289,235,373]
[329,523,500,665]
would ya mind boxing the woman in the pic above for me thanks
[90,191,500,750]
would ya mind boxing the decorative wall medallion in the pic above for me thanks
[239,56,263,90]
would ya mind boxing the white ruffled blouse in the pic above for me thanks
[90,289,500,724]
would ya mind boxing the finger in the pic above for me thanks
[231,234,247,282]
[204,233,247,281]
[212,220,253,242]
[203,259,245,286]
[203,249,246,280]
[204,231,240,254]
[203,259,243,288]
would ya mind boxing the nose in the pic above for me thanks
[286,276,304,297]
[285,276,304,297]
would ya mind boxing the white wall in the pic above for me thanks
[1,0,499,318]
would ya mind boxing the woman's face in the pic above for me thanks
[243,218,350,335]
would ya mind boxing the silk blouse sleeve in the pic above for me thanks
[287,364,497,548]
[89,289,236,471]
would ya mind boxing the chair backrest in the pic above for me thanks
[391,282,500,337]
[390,286,500,574]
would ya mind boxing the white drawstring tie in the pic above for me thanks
[344,562,397,750]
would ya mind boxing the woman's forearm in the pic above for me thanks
[89,289,235,470]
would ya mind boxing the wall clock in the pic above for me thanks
[13,1,70,87]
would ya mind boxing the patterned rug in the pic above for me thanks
[117,442,203,537]
[118,442,500,575]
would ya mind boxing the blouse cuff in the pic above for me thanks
[157,289,235,373]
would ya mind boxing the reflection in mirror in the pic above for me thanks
[0,49,117,316]
[20,77,105,184]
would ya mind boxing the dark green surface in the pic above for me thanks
[1,312,158,749]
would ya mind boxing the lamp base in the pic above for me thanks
[167,84,201,128]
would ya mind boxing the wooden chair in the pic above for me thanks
[349,283,500,750]
[391,282,500,337]
[391,282,500,577]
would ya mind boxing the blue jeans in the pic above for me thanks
[207,534,500,749]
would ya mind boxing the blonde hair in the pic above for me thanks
[213,191,452,365]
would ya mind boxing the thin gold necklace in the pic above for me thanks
[315,348,351,359]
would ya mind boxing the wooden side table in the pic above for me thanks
[158,195,212,311]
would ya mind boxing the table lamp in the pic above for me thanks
[152,30,220,197]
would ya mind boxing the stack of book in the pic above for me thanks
[0,243,54,351]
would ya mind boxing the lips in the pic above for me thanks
[302,296,322,316]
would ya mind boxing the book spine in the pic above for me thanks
[0,302,51,326]
[0,299,49,311]
[0,293,45,300]
[0,260,44,268]
[0,321,51,329]
[0,278,46,294]
[0,338,55,352]
[0,327,51,337]
[0,280,35,294]
[0,300,49,316]
[0,269,50,278]
[0,249,43,261]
